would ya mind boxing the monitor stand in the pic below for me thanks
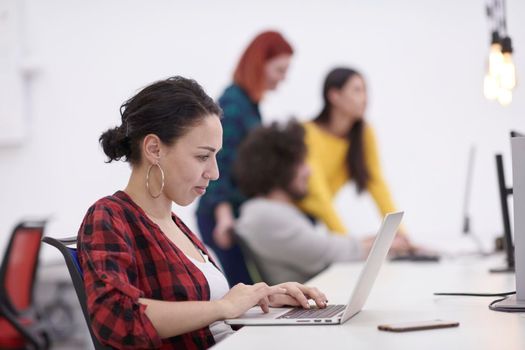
[492,295,525,310]
[489,265,515,273]
[492,136,525,311]
[462,146,491,257]
[490,154,515,273]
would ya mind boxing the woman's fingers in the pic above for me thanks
[278,282,328,309]
[253,283,286,296]
[280,283,310,309]
[252,283,287,312]
[258,296,270,313]
[252,283,286,310]
[304,286,328,308]
[296,284,328,308]
[233,282,328,312]
[268,294,301,307]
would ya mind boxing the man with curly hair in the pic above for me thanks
[234,121,374,285]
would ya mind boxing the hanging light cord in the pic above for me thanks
[501,0,507,37]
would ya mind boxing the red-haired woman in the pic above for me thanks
[196,31,293,286]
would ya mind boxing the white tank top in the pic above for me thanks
[186,251,234,343]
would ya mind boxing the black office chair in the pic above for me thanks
[42,236,112,350]
[0,221,51,350]
[231,231,270,284]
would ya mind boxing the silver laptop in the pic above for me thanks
[225,211,404,326]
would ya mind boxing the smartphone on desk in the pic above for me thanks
[378,319,459,332]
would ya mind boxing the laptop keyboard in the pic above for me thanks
[277,305,346,319]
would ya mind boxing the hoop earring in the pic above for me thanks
[146,163,165,198]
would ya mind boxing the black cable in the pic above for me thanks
[434,291,515,297]
[488,297,525,312]
[434,291,525,313]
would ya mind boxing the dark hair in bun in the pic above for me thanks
[99,76,222,165]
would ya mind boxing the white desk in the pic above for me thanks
[214,255,525,350]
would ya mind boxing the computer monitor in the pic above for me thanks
[490,131,524,273]
[491,135,525,310]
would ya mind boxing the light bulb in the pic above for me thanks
[484,73,499,100]
[499,52,516,90]
[488,42,503,77]
[497,87,512,106]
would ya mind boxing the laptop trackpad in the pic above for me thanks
[235,307,290,319]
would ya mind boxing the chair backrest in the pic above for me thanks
[231,230,269,283]
[42,236,112,350]
[0,221,45,313]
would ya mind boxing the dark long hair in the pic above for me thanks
[314,67,368,193]
[99,76,222,165]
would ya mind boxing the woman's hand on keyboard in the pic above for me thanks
[219,282,286,317]
[268,282,328,309]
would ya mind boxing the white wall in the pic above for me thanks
[0,1,27,146]
[1,0,525,261]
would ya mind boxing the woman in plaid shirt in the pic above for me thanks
[77,76,327,349]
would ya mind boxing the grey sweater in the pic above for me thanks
[235,198,363,285]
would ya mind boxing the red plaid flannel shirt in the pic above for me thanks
[78,191,217,349]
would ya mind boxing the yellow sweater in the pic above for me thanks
[297,121,397,234]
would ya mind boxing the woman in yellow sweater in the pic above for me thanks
[298,67,411,247]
